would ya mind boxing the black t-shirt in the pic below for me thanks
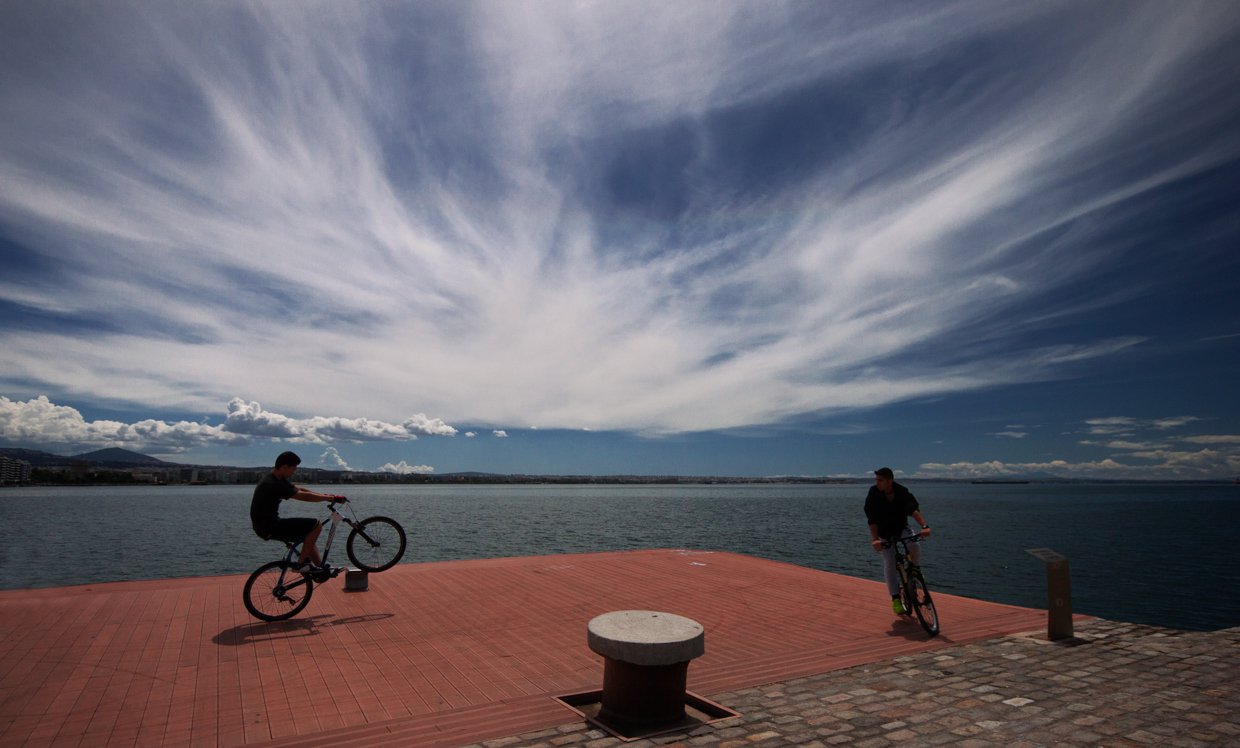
[863,482,920,540]
[250,472,298,535]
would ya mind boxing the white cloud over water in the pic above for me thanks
[921,417,1240,479]
[0,2,1236,438]
[318,447,351,471]
[0,395,455,453]
[378,461,435,475]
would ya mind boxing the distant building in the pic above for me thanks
[0,456,33,484]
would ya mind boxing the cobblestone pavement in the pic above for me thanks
[469,619,1240,748]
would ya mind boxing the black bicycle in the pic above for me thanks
[243,498,406,621]
[883,534,940,636]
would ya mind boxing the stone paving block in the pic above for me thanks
[491,620,1238,748]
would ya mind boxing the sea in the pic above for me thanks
[0,482,1234,632]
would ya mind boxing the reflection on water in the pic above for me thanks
[0,482,1234,631]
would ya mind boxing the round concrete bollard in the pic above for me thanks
[587,610,705,732]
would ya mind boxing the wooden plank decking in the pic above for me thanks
[0,549,1053,748]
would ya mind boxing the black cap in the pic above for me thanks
[874,467,894,479]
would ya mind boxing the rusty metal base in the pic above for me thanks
[553,690,740,741]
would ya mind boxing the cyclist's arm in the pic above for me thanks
[290,487,339,503]
[911,510,930,536]
[869,523,884,551]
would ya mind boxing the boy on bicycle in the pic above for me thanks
[250,451,344,573]
[864,467,931,614]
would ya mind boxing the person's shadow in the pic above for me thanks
[213,613,394,646]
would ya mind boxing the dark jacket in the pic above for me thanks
[863,481,920,540]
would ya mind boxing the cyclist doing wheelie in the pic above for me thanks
[250,451,345,574]
[864,467,931,615]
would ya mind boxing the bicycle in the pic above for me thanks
[243,497,406,622]
[882,534,940,636]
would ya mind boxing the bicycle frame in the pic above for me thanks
[881,533,939,636]
[271,501,362,589]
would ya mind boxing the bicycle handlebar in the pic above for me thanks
[880,534,927,549]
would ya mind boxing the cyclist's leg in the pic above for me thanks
[880,543,900,597]
[271,518,322,566]
[903,526,921,567]
[298,521,323,567]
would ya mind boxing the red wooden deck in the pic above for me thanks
[0,549,1052,748]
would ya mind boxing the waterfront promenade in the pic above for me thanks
[2,549,1232,747]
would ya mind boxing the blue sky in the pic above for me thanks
[1,2,1238,479]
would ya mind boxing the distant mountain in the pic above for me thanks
[0,447,74,467]
[71,448,167,466]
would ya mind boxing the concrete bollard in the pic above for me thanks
[344,568,369,592]
[1026,548,1072,640]
[587,610,705,733]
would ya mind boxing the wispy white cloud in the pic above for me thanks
[1181,435,1240,444]
[992,431,1027,439]
[492,430,508,438]
[0,395,454,453]
[917,446,1240,480]
[0,3,1236,436]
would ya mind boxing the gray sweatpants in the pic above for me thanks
[881,526,921,597]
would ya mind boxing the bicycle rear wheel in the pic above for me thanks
[909,571,939,636]
[243,561,314,621]
[347,516,406,572]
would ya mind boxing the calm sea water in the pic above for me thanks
[0,483,1234,631]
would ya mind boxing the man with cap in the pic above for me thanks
[864,467,931,615]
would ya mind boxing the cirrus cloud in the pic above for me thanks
[0,3,1234,438]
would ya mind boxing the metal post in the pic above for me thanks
[1026,548,1072,640]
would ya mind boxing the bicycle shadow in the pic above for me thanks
[213,613,394,646]
[884,616,952,643]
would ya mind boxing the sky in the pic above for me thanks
[1,2,1238,479]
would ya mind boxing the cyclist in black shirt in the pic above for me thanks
[864,467,930,615]
[250,451,342,573]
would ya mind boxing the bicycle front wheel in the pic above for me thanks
[909,572,940,636]
[896,565,914,617]
[243,561,314,621]
[347,516,406,572]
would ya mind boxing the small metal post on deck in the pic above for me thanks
[1026,548,1072,640]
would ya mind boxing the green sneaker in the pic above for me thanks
[892,597,906,615]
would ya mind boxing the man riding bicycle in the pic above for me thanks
[864,467,931,615]
[250,451,344,574]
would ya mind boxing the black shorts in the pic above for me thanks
[256,517,319,543]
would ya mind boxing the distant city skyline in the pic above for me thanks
[1,3,1238,479]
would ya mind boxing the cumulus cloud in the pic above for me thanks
[223,399,456,443]
[0,395,454,453]
[492,430,508,438]
[318,447,352,471]
[379,461,434,474]
[0,4,1236,435]
[0,395,248,452]
[465,432,477,437]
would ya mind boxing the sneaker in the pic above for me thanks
[892,597,907,615]
[289,561,318,575]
